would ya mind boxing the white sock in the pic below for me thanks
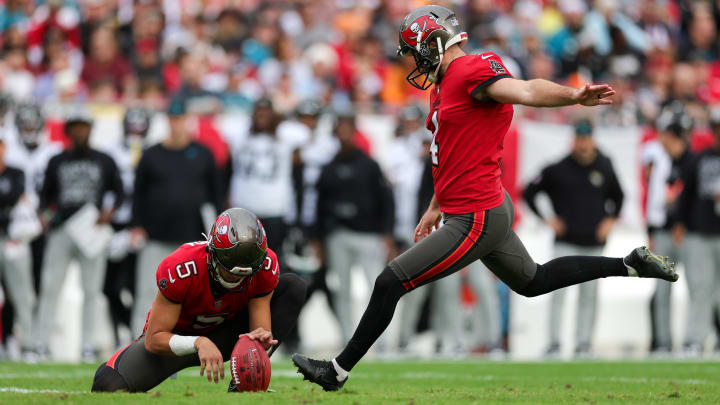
[331,358,349,381]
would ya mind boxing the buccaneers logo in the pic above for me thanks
[490,59,506,75]
[401,15,444,51]
[212,213,234,248]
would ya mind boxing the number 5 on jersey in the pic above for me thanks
[167,260,198,283]
[430,110,439,166]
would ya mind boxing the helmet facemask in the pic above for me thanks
[209,252,264,290]
[401,36,445,90]
[18,126,42,149]
[124,108,151,141]
[15,104,44,150]
[205,209,269,293]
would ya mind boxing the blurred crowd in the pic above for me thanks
[0,0,719,362]
[0,0,717,117]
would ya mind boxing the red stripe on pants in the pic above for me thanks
[106,342,132,369]
[403,211,485,290]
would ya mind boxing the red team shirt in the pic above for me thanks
[427,52,514,214]
[148,242,280,334]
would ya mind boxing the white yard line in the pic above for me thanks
[0,370,95,379]
[578,376,710,385]
[0,387,81,394]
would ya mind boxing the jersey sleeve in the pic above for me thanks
[465,53,513,99]
[155,253,191,304]
[250,249,281,298]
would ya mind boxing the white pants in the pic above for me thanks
[466,261,502,349]
[548,242,602,348]
[0,238,34,349]
[683,234,720,347]
[431,273,464,351]
[130,240,177,336]
[651,230,682,348]
[35,227,107,351]
[325,229,386,342]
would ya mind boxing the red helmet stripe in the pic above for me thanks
[211,213,234,249]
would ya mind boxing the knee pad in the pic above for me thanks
[91,364,130,392]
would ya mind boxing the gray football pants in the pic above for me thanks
[130,240,177,336]
[651,230,682,349]
[0,238,34,350]
[35,227,107,351]
[93,274,306,392]
[548,243,602,348]
[683,233,720,347]
[397,192,528,348]
[325,229,386,343]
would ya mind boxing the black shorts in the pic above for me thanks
[92,273,306,393]
[389,192,537,292]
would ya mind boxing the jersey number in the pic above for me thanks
[192,313,229,330]
[175,261,198,279]
[430,110,439,166]
[264,256,276,274]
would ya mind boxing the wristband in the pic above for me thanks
[169,335,199,356]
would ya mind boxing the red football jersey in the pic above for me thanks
[426,52,514,214]
[149,241,280,335]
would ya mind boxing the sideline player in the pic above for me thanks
[292,5,678,390]
[92,208,307,392]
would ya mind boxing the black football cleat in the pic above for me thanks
[291,354,347,391]
[623,246,678,282]
[228,379,239,393]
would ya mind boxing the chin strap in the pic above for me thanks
[428,37,444,84]
[211,256,246,289]
[415,30,424,53]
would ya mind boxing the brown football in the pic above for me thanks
[229,335,271,392]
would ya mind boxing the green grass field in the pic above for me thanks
[0,360,718,404]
